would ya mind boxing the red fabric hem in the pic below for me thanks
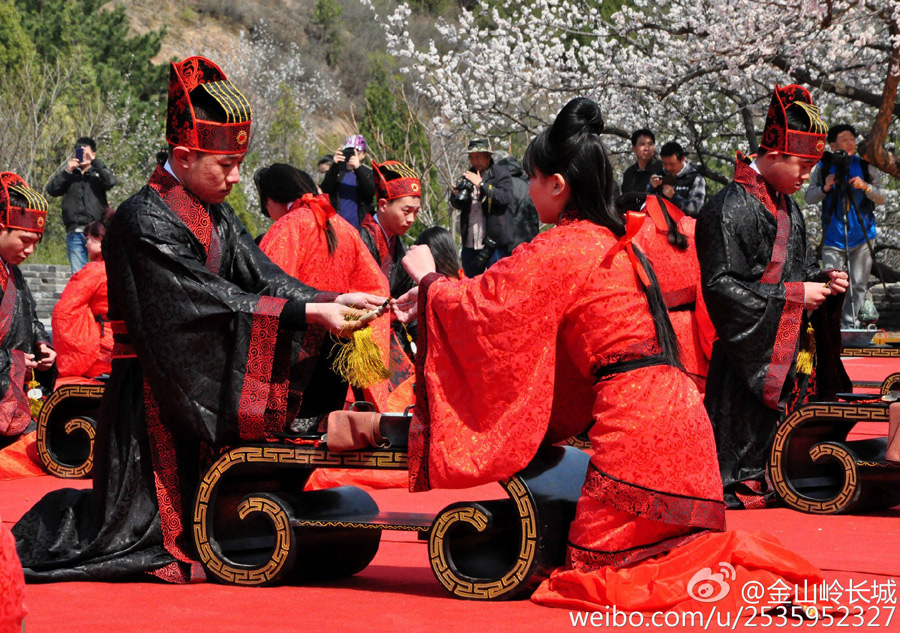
[762,282,805,409]
[582,465,725,531]
[408,272,442,492]
[567,529,711,570]
[238,295,289,441]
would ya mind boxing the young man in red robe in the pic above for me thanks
[697,85,851,509]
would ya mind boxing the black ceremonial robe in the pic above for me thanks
[0,265,55,444]
[696,156,848,509]
[14,166,344,582]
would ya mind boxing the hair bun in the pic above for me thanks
[576,98,605,135]
[548,97,605,147]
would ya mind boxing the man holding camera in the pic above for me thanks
[45,137,117,273]
[450,138,515,277]
[649,141,706,217]
[621,128,663,195]
[805,124,885,329]
[320,134,375,230]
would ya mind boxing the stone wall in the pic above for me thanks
[866,282,900,331]
[20,264,70,331]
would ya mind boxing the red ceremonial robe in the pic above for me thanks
[52,260,113,385]
[0,515,25,633]
[634,196,713,391]
[261,195,394,410]
[261,195,408,490]
[411,217,828,612]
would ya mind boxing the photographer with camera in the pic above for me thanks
[648,141,706,217]
[46,136,117,273]
[451,138,515,277]
[805,124,885,329]
[320,134,375,230]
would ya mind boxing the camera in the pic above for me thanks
[341,146,357,159]
[471,236,498,271]
[830,150,852,176]
[453,176,475,205]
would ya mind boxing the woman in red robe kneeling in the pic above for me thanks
[395,97,829,614]
[51,219,113,386]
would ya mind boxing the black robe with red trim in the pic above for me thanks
[696,157,848,509]
[0,265,55,445]
[13,166,343,582]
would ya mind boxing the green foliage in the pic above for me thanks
[0,0,33,68]
[1,0,167,264]
[312,0,343,66]
[225,182,260,238]
[13,0,166,110]
[267,84,311,167]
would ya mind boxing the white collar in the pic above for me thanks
[163,159,180,183]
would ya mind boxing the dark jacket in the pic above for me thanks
[621,158,663,195]
[496,156,539,249]
[450,161,515,247]
[650,161,706,217]
[46,159,117,231]
[320,162,375,227]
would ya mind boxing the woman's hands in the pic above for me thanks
[401,244,436,284]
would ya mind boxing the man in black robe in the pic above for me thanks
[0,173,56,446]
[696,85,850,509]
[13,56,383,582]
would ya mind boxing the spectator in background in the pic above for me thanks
[650,141,706,217]
[621,128,663,195]
[805,124,885,328]
[320,135,375,229]
[450,138,515,276]
[46,137,117,273]
[495,153,540,250]
[317,154,334,182]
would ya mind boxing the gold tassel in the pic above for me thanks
[332,327,391,388]
[26,378,43,419]
[795,321,816,375]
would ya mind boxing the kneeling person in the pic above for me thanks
[13,56,382,583]
[0,174,55,446]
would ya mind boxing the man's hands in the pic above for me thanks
[803,270,849,310]
[67,146,96,173]
[306,303,365,336]
[824,174,869,194]
[462,170,482,188]
[24,343,56,370]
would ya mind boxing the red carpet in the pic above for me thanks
[2,356,898,632]
[2,476,898,633]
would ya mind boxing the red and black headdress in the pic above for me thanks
[758,84,828,160]
[373,160,421,201]
[0,173,48,234]
[166,56,252,154]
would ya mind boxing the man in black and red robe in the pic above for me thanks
[0,173,56,447]
[697,84,851,509]
[13,56,382,582]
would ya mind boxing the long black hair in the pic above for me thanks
[523,97,682,369]
[254,163,338,255]
[415,226,461,279]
